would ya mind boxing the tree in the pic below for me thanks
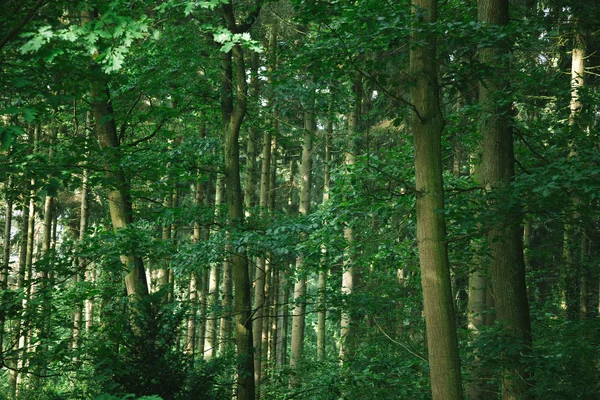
[477,0,533,398]
[409,0,463,398]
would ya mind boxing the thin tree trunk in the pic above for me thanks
[73,164,89,348]
[275,266,289,369]
[221,4,256,394]
[340,75,361,361]
[579,232,589,318]
[290,110,314,371]
[410,1,463,399]
[10,177,30,397]
[205,173,222,359]
[317,114,332,362]
[562,31,585,320]
[1,181,13,362]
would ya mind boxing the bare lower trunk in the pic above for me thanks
[275,267,289,369]
[290,110,314,371]
[185,274,198,358]
[478,1,533,398]
[204,259,220,358]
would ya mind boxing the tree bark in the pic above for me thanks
[1,179,13,363]
[290,109,314,371]
[340,75,361,361]
[83,8,149,300]
[409,1,463,399]
[562,31,585,320]
[220,3,256,395]
[478,1,533,399]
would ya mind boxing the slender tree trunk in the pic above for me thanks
[562,31,585,320]
[275,266,289,369]
[579,232,589,318]
[317,114,332,361]
[478,1,533,399]
[340,75,361,361]
[253,81,272,387]
[245,52,260,212]
[409,1,463,399]
[220,4,256,394]
[0,183,13,376]
[16,128,39,394]
[10,178,30,397]
[1,181,13,361]
[185,273,198,358]
[36,129,57,382]
[157,192,172,299]
[73,164,89,348]
[205,173,222,359]
[290,110,314,372]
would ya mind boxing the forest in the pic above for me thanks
[1,0,599,399]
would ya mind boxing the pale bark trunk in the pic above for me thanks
[253,72,273,385]
[74,164,89,345]
[340,75,360,360]
[10,178,30,396]
[205,173,222,359]
[197,269,209,358]
[478,1,533,399]
[185,273,198,358]
[410,1,463,399]
[317,115,332,361]
[562,34,585,320]
[290,110,314,370]
[36,130,56,380]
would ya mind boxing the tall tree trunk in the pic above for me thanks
[339,75,361,361]
[83,9,149,301]
[204,173,222,359]
[221,4,256,395]
[1,179,13,363]
[317,112,332,361]
[478,1,533,399]
[73,163,89,348]
[36,127,57,382]
[275,265,290,369]
[562,31,585,320]
[17,128,39,394]
[253,32,279,382]
[245,51,260,212]
[290,109,314,371]
[409,1,463,399]
[10,177,30,397]
[253,73,273,388]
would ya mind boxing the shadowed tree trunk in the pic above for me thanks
[83,8,149,301]
[220,2,261,397]
[478,1,533,398]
